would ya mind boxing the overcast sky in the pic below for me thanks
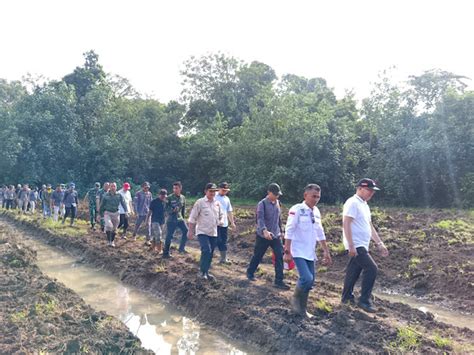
[1,0,472,102]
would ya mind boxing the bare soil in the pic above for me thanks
[1,207,473,354]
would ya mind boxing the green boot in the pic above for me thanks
[291,287,305,316]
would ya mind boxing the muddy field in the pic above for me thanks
[0,220,150,354]
[1,206,473,354]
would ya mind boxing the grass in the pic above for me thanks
[10,309,28,323]
[328,242,346,255]
[388,326,421,352]
[408,256,421,270]
[35,299,57,315]
[433,333,452,349]
[317,266,328,273]
[314,299,333,313]
[154,263,166,273]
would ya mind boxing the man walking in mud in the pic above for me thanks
[132,181,152,243]
[62,183,79,226]
[246,183,290,290]
[51,184,64,222]
[97,182,110,232]
[163,181,188,258]
[118,182,133,238]
[341,178,389,313]
[284,184,332,317]
[100,182,128,247]
[188,183,224,280]
[17,184,30,214]
[84,182,100,230]
[215,182,236,264]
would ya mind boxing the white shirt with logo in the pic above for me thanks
[285,202,326,261]
[342,194,372,251]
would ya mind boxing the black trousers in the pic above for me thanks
[118,214,129,233]
[247,235,284,283]
[341,247,378,304]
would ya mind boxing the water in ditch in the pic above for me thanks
[29,238,252,355]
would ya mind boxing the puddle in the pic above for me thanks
[30,239,252,354]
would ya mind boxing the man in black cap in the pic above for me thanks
[187,183,224,280]
[341,178,389,313]
[246,183,290,290]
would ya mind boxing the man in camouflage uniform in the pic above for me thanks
[84,182,101,230]
[96,182,110,232]
[163,181,188,258]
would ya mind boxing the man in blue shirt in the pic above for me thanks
[246,183,290,290]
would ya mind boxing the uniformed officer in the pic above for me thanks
[284,184,332,317]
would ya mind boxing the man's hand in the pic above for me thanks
[283,250,292,263]
[230,222,236,230]
[348,245,357,257]
[187,230,194,240]
[322,251,332,266]
[378,242,389,257]
[263,230,273,240]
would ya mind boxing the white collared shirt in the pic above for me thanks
[342,194,372,251]
[285,202,326,261]
[188,196,224,237]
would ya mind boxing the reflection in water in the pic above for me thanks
[31,241,249,354]
[376,292,474,331]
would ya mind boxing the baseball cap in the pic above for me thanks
[142,181,151,188]
[268,183,283,196]
[123,182,131,190]
[218,182,230,191]
[357,178,380,191]
[205,183,219,191]
[95,182,101,188]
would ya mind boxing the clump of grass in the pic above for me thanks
[35,299,57,315]
[314,299,333,313]
[255,268,266,277]
[434,219,470,231]
[233,208,254,219]
[328,242,346,255]
[154,263,166,273]
[10,309,28,323]
[317,266,328,273]
[433,333,452,349]
[408,256,421,270]
[388,326,421,352]
[371,208,389,226]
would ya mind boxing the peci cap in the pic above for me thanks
[357,178,380,191]
[205,183,219,191]
[218,182,230,191]
[159,188,168,195]
[268,183,283,196]
[123,182,131,190]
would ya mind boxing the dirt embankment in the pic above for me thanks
[0,221,151,354]
[1,210,472,354]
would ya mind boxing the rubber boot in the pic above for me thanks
[301,291,314,319]
[111,232,116,247]
[106,231,111,245]
[291,287,305,316]
[155,241,162,253]
[150,240,155,251]
[219,250,228,264]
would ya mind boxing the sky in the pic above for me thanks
[1,0,473,102]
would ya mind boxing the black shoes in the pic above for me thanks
[357,301,377,313]
[341,298,356,306]
[274,282,290,290]
[247,273,257,281]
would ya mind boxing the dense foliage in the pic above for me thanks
[1,51,472,207]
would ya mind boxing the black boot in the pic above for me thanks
[106,231,111,246]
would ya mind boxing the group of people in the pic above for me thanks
[1,177,389,316]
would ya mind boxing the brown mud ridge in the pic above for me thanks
[229,205,474,314]
[1,211,472,354]
[0,221,150,354]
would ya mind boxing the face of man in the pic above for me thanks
[205,189,216,201]
[218,188,228,196]
[159,194,166,201]
[267,191,279,202]
[358,187,376,201]
[304,189,321,208]
[110,183,117,193]
[103,183,110,191]
[143,185,150,193]
[173,185,182,196]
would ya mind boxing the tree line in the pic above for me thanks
[0,51,472,207]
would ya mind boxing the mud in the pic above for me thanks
[0,221,150,354]
[1,209,473,354]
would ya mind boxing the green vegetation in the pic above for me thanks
[0,52,472,209]
[10,309,28,323]
[408,257,422,270]
[388,326,421,352]
[433,333,452,349]
[328,242,346,255]
[314,299,333,313]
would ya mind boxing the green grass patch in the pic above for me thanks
[314,299,333,313]
[10,309,28,323]
[317,266,328,273]
[433,333,452,349]
[388,326,421,352]
[328,242,346,255]
[408,256,421,270]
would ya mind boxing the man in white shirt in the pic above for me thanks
[284,184,332,317]
[341,178,389,313]
[188,183,224,280]
[215,182,236,264]
[118,182,133,238]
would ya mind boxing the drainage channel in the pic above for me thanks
[29,238,254,354]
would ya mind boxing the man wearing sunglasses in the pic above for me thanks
[341,178,389,313]
[284,184,332,317]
